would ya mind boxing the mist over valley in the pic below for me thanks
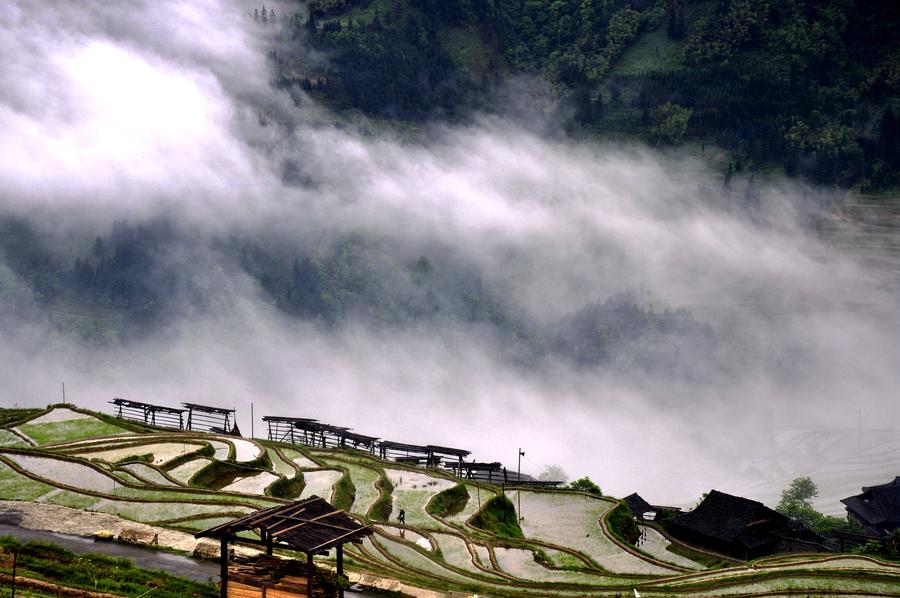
[2,0,899,513]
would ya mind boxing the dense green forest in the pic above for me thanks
[276,0,900,188]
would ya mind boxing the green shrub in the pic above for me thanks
[115,453,153,464]
[606,503,640,545]
[368,474,393,522]
[568,477,602,496]
[332,473,356,511]
[190,460,267,490]
[427,483,470,518]
[470,495,523,539]
[268,473,305,499]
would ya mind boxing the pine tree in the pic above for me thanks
[667,0,685,39]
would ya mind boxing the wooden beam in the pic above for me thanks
[268,510,346,536]
[220,536,228,598]
[245,504,309,528]
[268,513,357,535]
[308,528,369,553]
[306,552,314,598]
[337,544,344,598]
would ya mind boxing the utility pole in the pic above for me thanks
[251,402,254,439]
[518,448,525,520]
[61,382,66,405]
[858,410,862,454]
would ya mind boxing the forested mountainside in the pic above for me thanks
[281,0,900,187]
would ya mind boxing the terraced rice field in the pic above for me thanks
[385,468,454,528]
[1,405,899,597]
[167,457,212,484]
[298,469,342,500]
[18,415,130,445]
[506,489,675,574]
[222,471,279,494]
[316,455,382,514]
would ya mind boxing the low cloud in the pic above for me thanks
[1,0,897,507]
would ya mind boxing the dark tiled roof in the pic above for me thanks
[623,493,654,516]
[668,490,785,544]
[841,476,900,527]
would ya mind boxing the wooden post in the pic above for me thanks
[336,544,344,598]
[11,547,17,598]
[306,552,314,597]
[220,536,229,598]
[265,530,273,556]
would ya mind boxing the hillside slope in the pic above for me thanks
[2,405,900,596]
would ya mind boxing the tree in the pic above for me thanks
[569,477,601,496]
[539,465,568,483]
[649,102,692,145]
[776,476,820,528]
[774,476,854,534]
[410,255,433,284]
[667,0,685,39]
[780,476,817,506]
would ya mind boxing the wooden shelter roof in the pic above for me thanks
[109,398,185,415]
[310,423,351,434]
[425,444,471,457]
[341,430,379,443]
[195,496,372,554]
[460,461,503,470]
[379,440,430,452]
[262,416,318,424]
[182,402,235,415]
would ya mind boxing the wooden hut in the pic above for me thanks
[377,440,431,464]
[263,416,318,445]
[842,476,900,537]
[424,445,471,469]
[183,403,238,435]
[196,496,373,598]
[665,490,828,560]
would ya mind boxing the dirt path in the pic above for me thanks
[0,500,258,557]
